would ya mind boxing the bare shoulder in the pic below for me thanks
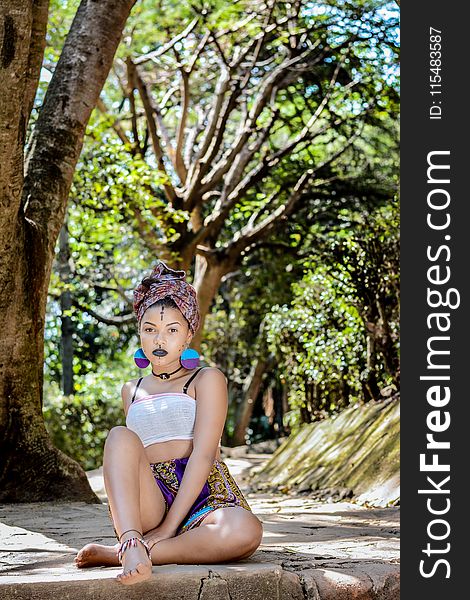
[195,367,228,402]
[121,378,140,409]
[195,367,227,398]
[196,367,228,395]
[193,367,228,420]
[121,377,139,394]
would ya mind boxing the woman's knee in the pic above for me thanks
[219,510,263,550]
[244,515,263,551]
[104,425,142,453]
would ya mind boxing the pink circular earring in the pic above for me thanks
[134,348,150,368]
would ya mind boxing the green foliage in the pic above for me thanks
[265,268,366,429]
[201,243,302,434]
[46,0,81,63]
[40,0,399,455]
[264,200,399,431]
[43,357,128,470]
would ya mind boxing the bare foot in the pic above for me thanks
[74,543,120,568]
[116,539,152,585]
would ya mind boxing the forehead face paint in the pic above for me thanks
[160,305,165,321]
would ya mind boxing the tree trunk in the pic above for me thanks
[0,218,98,502]
[191,253,234,351]
[0,0,137,502]
[58,221,74,395]
[281,382,289,434]
[231,357,269,446]
[272,377,286,437]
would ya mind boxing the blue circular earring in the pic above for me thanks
[180,348,200,369]
[134,348,150,368]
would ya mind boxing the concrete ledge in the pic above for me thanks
[297,564,399,600]
[0,564,283,600]
[0,562,399,600]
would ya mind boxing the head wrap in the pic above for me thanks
[133,261,201,334]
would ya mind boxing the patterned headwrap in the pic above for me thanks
[133,261,201,334]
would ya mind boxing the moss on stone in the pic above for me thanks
[252,397,400,506]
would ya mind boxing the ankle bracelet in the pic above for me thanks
[117,536,151,564]
[118,528,142,541]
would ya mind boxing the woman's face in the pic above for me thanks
[140,304,192,368]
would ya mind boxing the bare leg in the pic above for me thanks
[103,426,166,537]
[150,506,263,564]
[76,426,166,585]
[76,506,263,568]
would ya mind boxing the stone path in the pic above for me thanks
[0,455,399,599]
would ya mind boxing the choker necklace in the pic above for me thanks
[151,365,184,380]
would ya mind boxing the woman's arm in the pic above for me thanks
[121,381,133,417]
[162,367,228,533]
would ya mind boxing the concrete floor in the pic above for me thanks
[0,456,399,599]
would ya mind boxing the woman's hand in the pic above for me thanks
[143,522,178,550]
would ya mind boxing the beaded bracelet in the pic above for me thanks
[117,536,152,564]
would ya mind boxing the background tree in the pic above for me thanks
[73,0,399,349]
[0,0,398,490]
[39,0,398,450]
[0,0,137,502]
[263,200,399,432]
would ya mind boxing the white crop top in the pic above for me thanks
[126,392,196,446]
[125,367,222,448]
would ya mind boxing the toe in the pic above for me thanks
[117,565,151,585]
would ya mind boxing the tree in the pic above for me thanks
[263,200,399,428]
[0,0,137,502]
[87,0,399,349]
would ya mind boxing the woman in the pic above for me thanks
[74,261,263,585]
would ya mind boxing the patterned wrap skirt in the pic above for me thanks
[108,456,252,538]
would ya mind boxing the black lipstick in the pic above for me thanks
[152,349,168,357]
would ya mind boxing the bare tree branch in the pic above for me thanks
[184,45,323,214]
[185,81,245,211]
[209,47,322,192]
[286,0,302,50]
[187,30,212,74]
[152,99,177,163]
[239,0,276,88]
[226,169,312,257]
[198,106,280,201]
[208,29,230,68]
[170,45,190,183]
[196,44,334,203]
[183,104,207,171]
[93,282,134,308]
[189,65,232,168]
[129,59,180,205]
[210,95,367,233]
[96,97,133,147]
[50,286,135,326]
[134,17,200,66]
[182,66,234,207]
[71,298,135,326]
[125,59,142,152]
